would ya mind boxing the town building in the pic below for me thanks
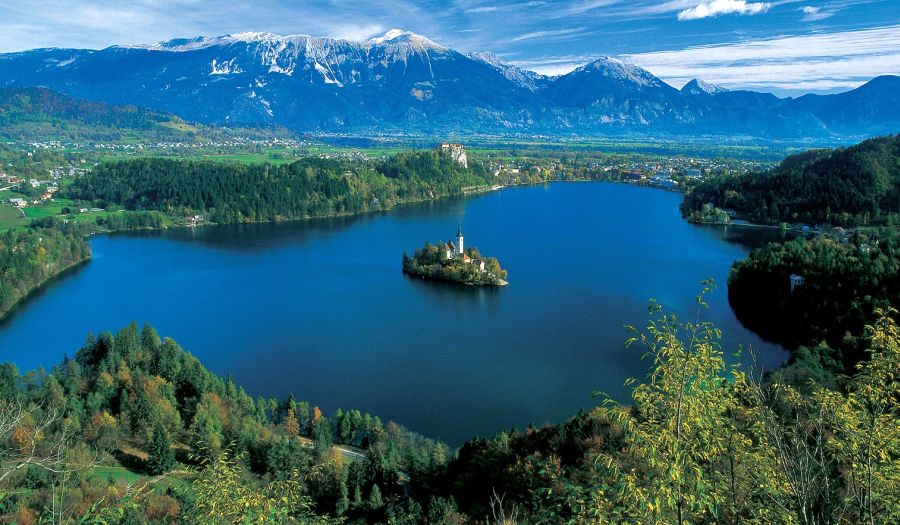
[789,274,806,292]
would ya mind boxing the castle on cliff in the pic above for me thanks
[440,143,468,168]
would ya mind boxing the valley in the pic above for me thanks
[0,9,897,523]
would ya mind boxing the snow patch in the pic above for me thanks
[210,58,243,75]
[314,61,343,86]
[268,62,294,76]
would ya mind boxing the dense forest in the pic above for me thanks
[0,293,896,523]
[728,235,899,371]
[682,135,900,226]
[65,151,490,223]
[0,225,90,319]
[0,322,449,524]
[403,244,507,286]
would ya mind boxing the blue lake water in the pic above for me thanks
[0,183,789,444]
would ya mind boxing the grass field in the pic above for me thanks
[92,465,144,485]
[23,197,78,220]
[89,464,192,488]
[0,205,26,230]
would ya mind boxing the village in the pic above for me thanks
[484,154,774,191]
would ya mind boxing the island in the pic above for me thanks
[403,225,508,286]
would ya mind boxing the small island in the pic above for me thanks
[403,225,508,286]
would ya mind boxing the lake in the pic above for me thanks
[0,182,789,445]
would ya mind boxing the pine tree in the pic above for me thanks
[284,407,299,437]
[146,422,175,475]
[367,484,384,510]
[335,480,350,516]
[312,416,333,458]
[352,485,363,510]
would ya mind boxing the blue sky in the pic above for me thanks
[1,0,897,95]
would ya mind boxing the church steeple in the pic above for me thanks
[456,223,464,255]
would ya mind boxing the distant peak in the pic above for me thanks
[582,56,638,72]
[369,29,408,43]
[590,55,620,64]
[368,29,443,49]
[572,56,659,86]
[682,78,726,95]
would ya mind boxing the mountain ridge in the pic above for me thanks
[0,29,896,140]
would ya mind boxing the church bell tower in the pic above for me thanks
[456,224,464,255]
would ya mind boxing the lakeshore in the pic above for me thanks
[0,182,789,444]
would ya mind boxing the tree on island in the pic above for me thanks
[403,242,507,286]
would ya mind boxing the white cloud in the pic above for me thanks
[510,27,585,42]
[560,0,624,15]
[326,23,385,41]
[510,54,596,75]
[677,0,771,21]
[619,25,900,92]
[800,5,836,21]
[463,1,547,15]
[465,6,499,13]
[528,63,584,76]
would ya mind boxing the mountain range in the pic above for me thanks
[0,29,897,140]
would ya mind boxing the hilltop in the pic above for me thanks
[682,134,900,226]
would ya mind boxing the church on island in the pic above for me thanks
[403,224,507,286]
[442,225,486,272]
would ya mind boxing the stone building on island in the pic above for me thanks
[442,224,486,272]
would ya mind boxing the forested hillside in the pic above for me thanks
[0,87,283,142]
[682,135,900,226]
[0,322,448,523]
[728,235,899,370]
[65,151,490,223]
[0,87,190,142]
[1,294,897,523]
[0,226,90,318]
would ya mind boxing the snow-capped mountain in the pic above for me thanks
[467,51,548,92]
[0,30,896,139]
[681,79,727,96]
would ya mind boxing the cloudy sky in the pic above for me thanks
[1,0,897,95]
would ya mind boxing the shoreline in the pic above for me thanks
[1,180,680,320]
[0,253,92,323]
[402,267,509,287]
